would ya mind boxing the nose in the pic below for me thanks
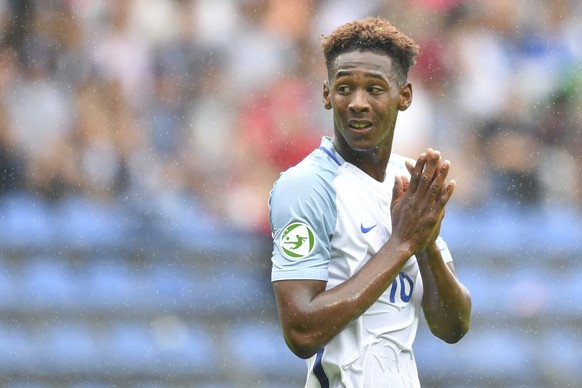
[348,89,370,113]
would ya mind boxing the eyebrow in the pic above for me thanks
[335,70,390,87]
[334,70,388,82]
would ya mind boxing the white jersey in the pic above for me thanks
[269,137,453,388]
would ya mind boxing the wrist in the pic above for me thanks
[417,241,439,263]
[426,241,440,255]
[385,237,415,260]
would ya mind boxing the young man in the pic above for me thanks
[268,17,471,387]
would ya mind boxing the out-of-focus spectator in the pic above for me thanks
[537,89,582,208]
[0,45,24,194]
[2,3,76,200]
[66,76,132,200]
[227,76,324,234]
[91,1,154,106]
[479,108,544,208]
[0,0,579,233]
[238,77,323,173]
[0,91,24,194]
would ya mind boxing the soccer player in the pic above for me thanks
[268,17,472,387]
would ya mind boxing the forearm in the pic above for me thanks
[277,238,412,358]
[418,243,471,343]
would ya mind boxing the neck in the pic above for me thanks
[332,137,391,182]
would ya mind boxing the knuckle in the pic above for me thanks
[425,213,438,225]
[437,192,450,205]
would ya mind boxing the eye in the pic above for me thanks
[337,85,352,94]
[368,85,384,94]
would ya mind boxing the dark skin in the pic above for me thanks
[273,50,471,359]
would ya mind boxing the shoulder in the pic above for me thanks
[271,149,341,203]
[269,148,341,231]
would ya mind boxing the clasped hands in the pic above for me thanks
[390,148,456,254]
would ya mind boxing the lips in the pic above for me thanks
[347,120,373,131]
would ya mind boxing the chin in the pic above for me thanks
[345,137,379,152]
[349,144,376,153]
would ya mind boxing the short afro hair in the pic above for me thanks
[321,17,420,85]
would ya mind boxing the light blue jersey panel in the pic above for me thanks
[269,138,343,282]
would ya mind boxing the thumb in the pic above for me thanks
[405,159,414,175]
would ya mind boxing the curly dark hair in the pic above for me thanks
[321,17,420,85]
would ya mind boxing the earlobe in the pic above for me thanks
[398,82,413,111]
[323,81,332,110]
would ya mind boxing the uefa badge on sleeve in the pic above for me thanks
[280,222,316,259]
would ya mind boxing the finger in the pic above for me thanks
[418,149,441,193]
[437,179,456,207]
[405,159,414,175]
[428,159,450,197]
[391,175,404,211]
[401,175,410,193]
[407,153,427,193]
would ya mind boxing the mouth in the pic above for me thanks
[347,120,373,132]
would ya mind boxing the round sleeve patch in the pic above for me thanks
[280,222,317,259]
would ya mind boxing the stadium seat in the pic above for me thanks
[70,383,110,388]
[144,263,194,311]
[0,192,52,247]
[3,382,48,388]
[414,325,459,375]
[0,323,36,373]
[206,267,271,315]
[505,268,552,318]
[545,271,582,318]
[151,317,219,375]
[36,322,101,375]
[18,256,77,312]
[537,330,582,383]
[459,268,511,316]
[0,259,17,309]
[152,194,228,250]
[101,320,220,378]
[457,328,534,382]
[102,322,158,375]
[225,322,304,379]
[50,196,130,248]
[80,257,135,312]
[417,324,539,385]
[529,205,582,252]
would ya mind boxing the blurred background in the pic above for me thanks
[0,0,581,387]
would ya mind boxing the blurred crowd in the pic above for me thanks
[0,0,581,236]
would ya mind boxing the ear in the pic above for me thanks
[323,80,332,110]
[397,81,413,111]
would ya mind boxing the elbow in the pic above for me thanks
[441,324,469,344]
[284,330,322,359]
[440,290,472,344]
[437,318,471,344]
[289,345,319,360]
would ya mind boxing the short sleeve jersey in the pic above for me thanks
[269,137,453,388]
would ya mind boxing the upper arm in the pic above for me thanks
[272,279,327,318]
[272,279,327,357]
[268,154,340,357]
[269,162,337,283]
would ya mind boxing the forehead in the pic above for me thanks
[330,50,395,80]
